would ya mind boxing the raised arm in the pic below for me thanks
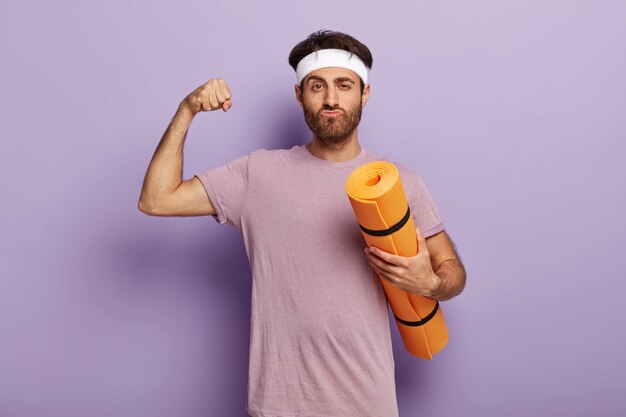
[138,78,233,216]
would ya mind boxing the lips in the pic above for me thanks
[321,110,343,116]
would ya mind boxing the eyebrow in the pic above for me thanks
[306,75,356,85]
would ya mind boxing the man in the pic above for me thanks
[139,29,466,417]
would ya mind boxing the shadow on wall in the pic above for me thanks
[85,216,252,416]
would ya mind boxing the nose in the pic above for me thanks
[323,87,338,108]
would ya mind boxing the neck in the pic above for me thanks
[306,134,362,163]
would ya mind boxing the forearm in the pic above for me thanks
[139,102,195,209]
[429,259,466,301]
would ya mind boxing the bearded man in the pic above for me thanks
[139,29,466,417]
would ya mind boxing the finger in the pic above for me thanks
[416,226,424,244]
[370,263,396,285]
[367,246,406,267]
[200,93,212,112]
[218,78,232,100]
[415,226,428,254]
[371,264,387,279]
[222,99,232,111]
[215,86,226,103]
[365,249,404,275]
[208,87,219,109]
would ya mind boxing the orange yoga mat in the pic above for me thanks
[345,161,448,359]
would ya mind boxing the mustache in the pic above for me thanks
[319,106,344,114]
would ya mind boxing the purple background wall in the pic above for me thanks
[1,0,625,416]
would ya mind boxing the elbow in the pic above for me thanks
[449,266,467,300]
[138,194,174,216]
[137,198,150,215]
[434,260,466,301]
[138,197,158,216]
[450,274,467,300]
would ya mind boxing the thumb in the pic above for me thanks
[416,226,427,253]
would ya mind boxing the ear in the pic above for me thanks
[361,82,370,108]
[295,84,303,108]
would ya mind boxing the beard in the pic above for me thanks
[303,99,362,148]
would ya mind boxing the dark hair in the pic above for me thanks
[288,29,373,93]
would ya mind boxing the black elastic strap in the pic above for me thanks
[359,206,411,237]
[393,301,439,327]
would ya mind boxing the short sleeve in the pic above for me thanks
[408,174,445,238]
[194,153,250,230]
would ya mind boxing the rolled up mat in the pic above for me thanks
[345,161,448,359]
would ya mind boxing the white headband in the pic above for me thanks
[295,48,369,85]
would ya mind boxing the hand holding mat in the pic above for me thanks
[345,161,448,359]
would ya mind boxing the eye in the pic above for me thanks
[340,84,351,89]
[312,83,324,90]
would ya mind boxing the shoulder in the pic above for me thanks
[364,148,421,190]
[243,146,304,178]
[392,159,420,183]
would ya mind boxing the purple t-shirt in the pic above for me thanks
[195,144,444,417]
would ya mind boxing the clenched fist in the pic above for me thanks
[182,78,233,114]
